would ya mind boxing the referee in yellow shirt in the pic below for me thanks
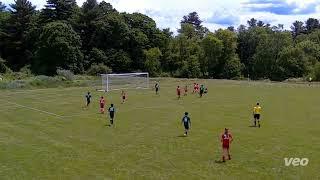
[253,103,262,128]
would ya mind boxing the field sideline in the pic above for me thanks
[0,79,319,179]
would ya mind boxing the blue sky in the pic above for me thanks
[2,0,320,32]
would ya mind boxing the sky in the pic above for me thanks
[2,0,320,32]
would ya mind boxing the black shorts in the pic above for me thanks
[122,96,126,100]
[254,114,260,120]
[110,113,114,119]
[87,100,91,105]
[200,90,204,94]
[156,88,159,92]
[184,124,189,130]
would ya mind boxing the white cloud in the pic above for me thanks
[2,0,320,32]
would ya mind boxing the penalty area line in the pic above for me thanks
[4,101,64,119]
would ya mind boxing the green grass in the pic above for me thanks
[0,79,319,180]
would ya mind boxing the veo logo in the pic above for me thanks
[284,158,309,166]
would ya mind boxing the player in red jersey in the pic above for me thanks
[196,84,200,93]
[221,128,233,162]
[177,86,181,99]
[121,90,126,104]
[99,96,105,114]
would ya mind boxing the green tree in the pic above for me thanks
[178,23,197,39]
[0,4,9,58]
[179,55,201,78]
[144,48,162,76]
[247,18,257,28]
[237,25,271,77]
[34,22,83,75]
[91,12,130,50]
[305,18,319,33]
[180,12,207,38]
[215,29,243,78]
[201,34,223,77]
[312,62,320,81]
[86,48,108,68]
[291,21,305,39]
[40,0,78,23]
[302,29,320,44]
[79,0,99,52]
[105,49,131,72]
[296,40,320,65]
[87,63,112,75]
[223,56,243,79]
[3,0,36,71]
[252,31,292,80]
[276,46,308,80]
[0,1,5,11]
[123,12,162,69]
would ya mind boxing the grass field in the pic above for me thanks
[0,79,319,180]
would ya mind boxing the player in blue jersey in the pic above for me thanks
[85,92,92,107]
[108,104,116,126]
[181,112,191,136]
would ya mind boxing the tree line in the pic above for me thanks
[1,0,320,81]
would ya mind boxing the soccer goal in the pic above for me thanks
[101,73,149,92]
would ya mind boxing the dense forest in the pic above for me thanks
[1,0,320,81]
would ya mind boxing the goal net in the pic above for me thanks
[101,73,149,92]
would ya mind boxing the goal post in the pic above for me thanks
[101,72,149,92]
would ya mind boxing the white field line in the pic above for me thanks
[0,95,65,119]
[1,87,91,94]
[4,101,64,119]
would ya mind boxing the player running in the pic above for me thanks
[184,85,188,96]
[85,92,92,107]
[199,84,205,97]
[181,112,191,136]
[309,77,312,86]
[155,82,160,95]
[99,96,105,114]
[121,90,126,104]
[253,103,262,127]
[108,104,116,126]
[177,86,181,99]
[221,128,233,162]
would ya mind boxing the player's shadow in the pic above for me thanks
[105,124,111,127]
[177,135,187,138]
[215,160,226,164]
[248,125,257,128]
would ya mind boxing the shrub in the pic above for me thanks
[312,62,320,81]
[159,72,171,77]
[87,63,112,76]
[56,69,74,81]
[20,66,33,77]
[6,80,28,89]
[0,58,10,74]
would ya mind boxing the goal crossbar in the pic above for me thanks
[101,72,149,92]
